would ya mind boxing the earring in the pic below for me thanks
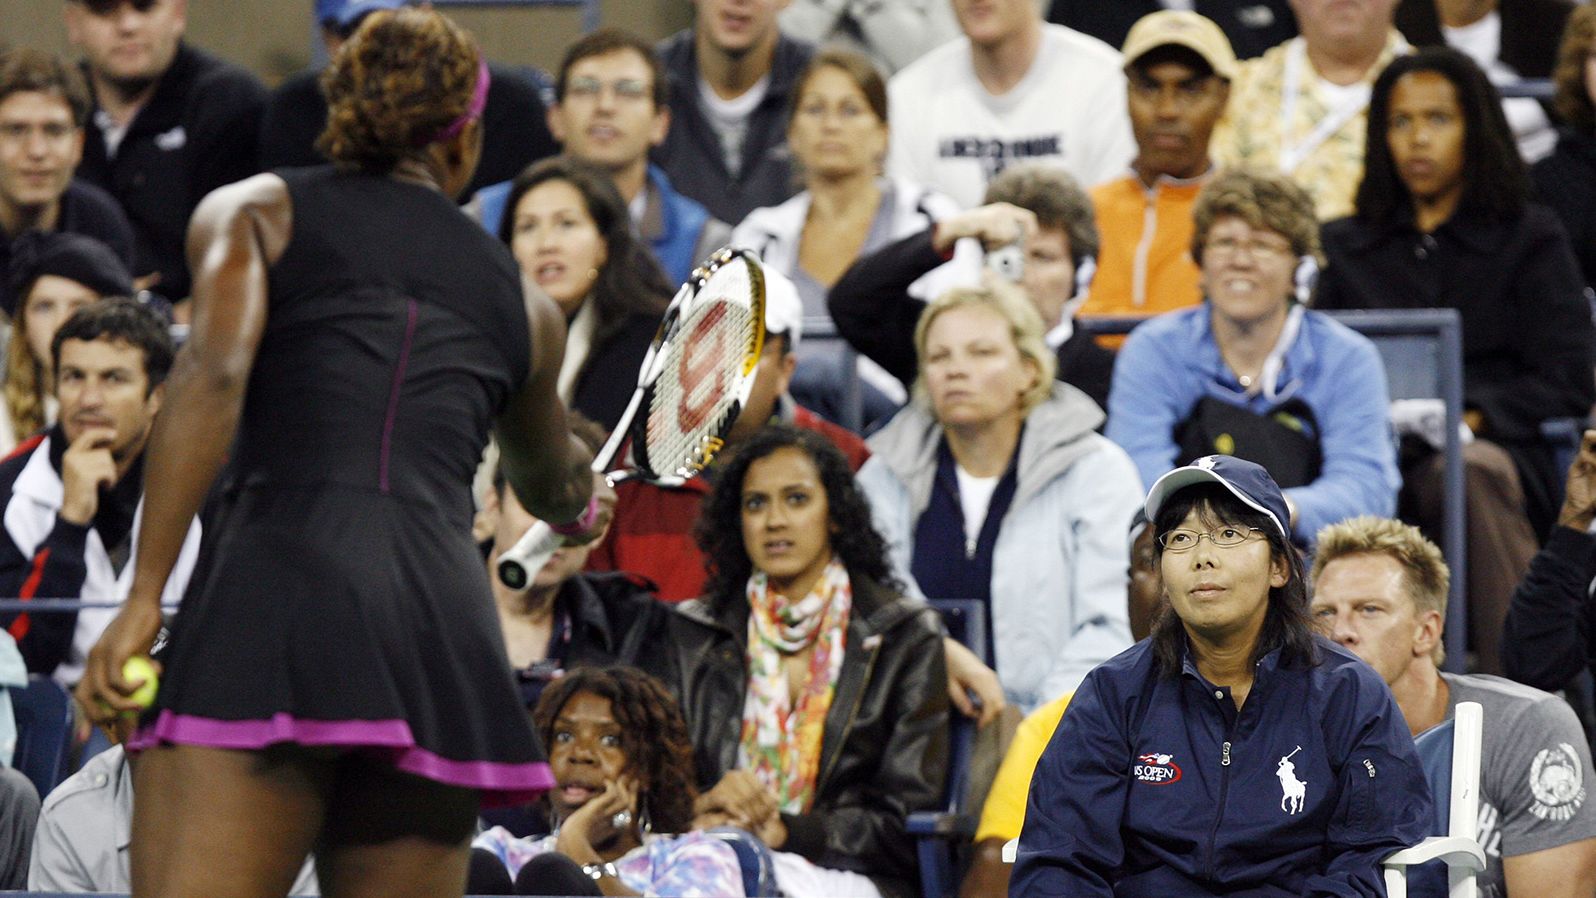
[639,795,653,835]
[587,267,600,281]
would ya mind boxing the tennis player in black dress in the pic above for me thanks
[76,9,608,897]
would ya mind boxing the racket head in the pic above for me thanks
[630,247,766,484]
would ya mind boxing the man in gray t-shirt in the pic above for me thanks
[1311,516,1596,897]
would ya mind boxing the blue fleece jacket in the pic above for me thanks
[1013,636,1432,898]
[1106,305,1399,545]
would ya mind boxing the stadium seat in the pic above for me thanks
[907,599,988,898]
[703,826,780,897]
[10,675,74,800]
[1382,701,1486,898]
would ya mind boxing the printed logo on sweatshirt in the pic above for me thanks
[936,134,1063,181]
[1530,742,1587,821]
[1134,752,1182,784]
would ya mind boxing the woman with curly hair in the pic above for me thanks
[75,8,607,898]
[662,424,948,898]
[472,666,746,896]
[499,157,669,431]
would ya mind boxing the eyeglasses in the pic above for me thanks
[1204,234,1293,261]
[565,77,651,103]
[1157,526,1265,552]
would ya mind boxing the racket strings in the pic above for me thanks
[645,259,759,478]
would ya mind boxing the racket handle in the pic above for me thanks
[496,522,562,591]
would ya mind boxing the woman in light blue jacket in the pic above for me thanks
[857,281,1142,712]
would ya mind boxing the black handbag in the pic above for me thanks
[1174,396,1322,489]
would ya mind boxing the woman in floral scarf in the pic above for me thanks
[663,425,949,898]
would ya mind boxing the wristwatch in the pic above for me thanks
[581,861,619,882]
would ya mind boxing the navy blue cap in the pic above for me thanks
[318,0,406,30]
[1144,455,1290,543]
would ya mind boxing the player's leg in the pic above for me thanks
[131,743,334,898]
[313,753,479,898]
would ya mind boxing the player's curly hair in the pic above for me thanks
[697,424,900,605]
[532,666,698,834]
[317,7,482,173]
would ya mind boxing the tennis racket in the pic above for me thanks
[497,247,768,590]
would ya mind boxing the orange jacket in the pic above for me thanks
[1082,173,1207,320]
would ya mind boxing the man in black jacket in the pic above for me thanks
[64,0,265,305]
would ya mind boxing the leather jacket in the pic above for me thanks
[659,575,949,898]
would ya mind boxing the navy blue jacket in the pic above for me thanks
[1013,636,1431,897]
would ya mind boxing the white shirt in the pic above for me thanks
[698,75,771,177]
[955,466,1001,557]
[1442,11,1555,162]
[886,24,1135,208]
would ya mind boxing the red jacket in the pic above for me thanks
[586,403,868,602]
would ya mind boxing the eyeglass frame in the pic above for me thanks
[1156,526,1267,552]
[563,76,652,104]
[1202,233,1295,262]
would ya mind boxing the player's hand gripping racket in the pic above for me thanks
[497,247,767,590]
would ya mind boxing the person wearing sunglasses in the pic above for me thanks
[63,0,266,308]
[1013,455,1431,898]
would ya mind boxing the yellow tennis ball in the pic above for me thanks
[122,656,160,709]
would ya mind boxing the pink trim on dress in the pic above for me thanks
[128,710,554,806]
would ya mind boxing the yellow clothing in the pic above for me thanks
[1083,173,1206,321]
[1211,32,1410,220]
[974,692,1072,842]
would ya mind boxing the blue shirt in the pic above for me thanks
[1106,305,1399,545]
[1014,636,1432,897]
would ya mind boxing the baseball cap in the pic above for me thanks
[318,0,407,31]
[761,265,803,349]
[1121,10,1238,82]
[1144,455,1290,543]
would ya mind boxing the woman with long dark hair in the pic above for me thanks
[1315,46,1596,675]
[1013,456,1431,897]
[499,157,670,431]
[662,424,947,898]
[75,9,605,897]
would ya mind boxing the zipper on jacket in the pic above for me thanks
[1204,725,1236,881]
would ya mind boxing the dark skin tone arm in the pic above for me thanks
[959,838,1012,898]
[496,272,602,528]
[77,172,288,722]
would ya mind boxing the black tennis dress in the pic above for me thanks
[131,166,552,804]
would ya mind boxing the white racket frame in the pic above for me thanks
[496,247,767,590]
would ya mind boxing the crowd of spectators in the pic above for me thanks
[3,0,1596,894]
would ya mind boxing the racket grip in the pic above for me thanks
[496,522,562,591]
